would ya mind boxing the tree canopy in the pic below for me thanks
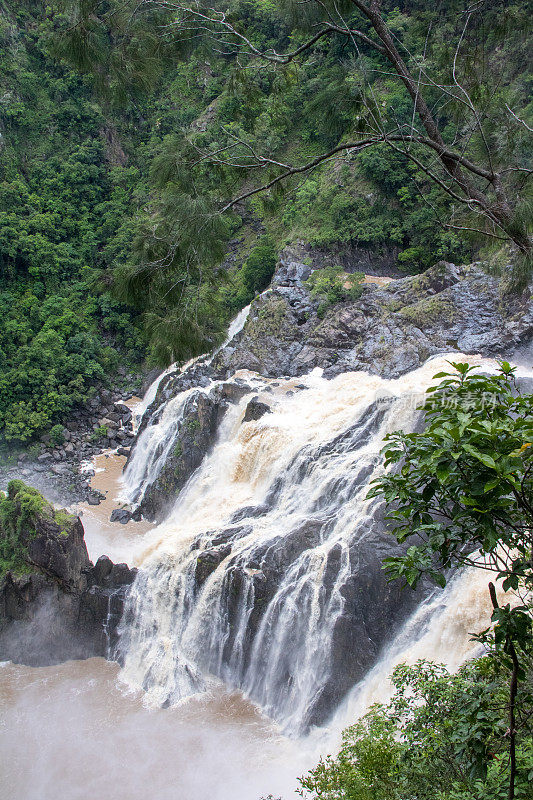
[1,0,531,441]
[58,0,532,254]
[298,658,533,800]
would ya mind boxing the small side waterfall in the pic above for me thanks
[122,305,251,506]
[115,353,531,734]
[132,362,178,427]
[219,304,251,348]
[121,388,198,504]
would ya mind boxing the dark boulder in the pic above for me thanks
[242,397,271,423]
[219,382,252,403]
[113,402,132,417]
[229,504,270,524]
[110,508,132,524]
[90,554,114,584]
[195,544,232,587]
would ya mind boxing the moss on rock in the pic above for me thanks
[397,297,456,327]
[0,481,46,575]
[0,481,76,575]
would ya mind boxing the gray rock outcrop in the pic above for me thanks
[214,260,533,379]
[0,481,136,665]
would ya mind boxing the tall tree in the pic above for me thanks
[58,0,532,260]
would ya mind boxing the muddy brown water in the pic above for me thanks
[0,658,309,800]
[76,450,154,564]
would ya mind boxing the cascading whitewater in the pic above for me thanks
[117,353,526,734]
[122,305,251,506]
[121,388,197,505]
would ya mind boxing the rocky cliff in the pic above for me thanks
[133,252,533,521]
[4,250,532,728]
[0,481,136,665]
[214,252,533,379]
[116,251,533,729]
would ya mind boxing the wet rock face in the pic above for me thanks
[242,397,271,423]
[194,545,232,587]
[0,487,136,666]
[110,508,132,524]
[169,405,427,728]
[104,254,531,728]
[213,260,533,380]
[26,512,90,592]
[181,496,427,728]
[305,516,426,727]
[138,386,229,521]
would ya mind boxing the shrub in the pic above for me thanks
[90,425,108,442]
[0,481,47,575]
[49,424,65,446]
[298,659,533,800]
[305,266,364,317]
[240,236,278,297]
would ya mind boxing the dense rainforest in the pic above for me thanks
[1,0,530,447]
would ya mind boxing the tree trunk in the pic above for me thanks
[488,582,518,800]
[353,1,531,257]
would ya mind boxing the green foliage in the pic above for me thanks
[186,418,201,432]
[221,235,278,313]
[282,152,467,270]
[0,2,146,444]
[299,659,533,800]
[0,480,76,572]
[369,362,533,602]
[58,0,530,368]
[49,425,66,446]
[241,236,278,296]
[53,509,74,536]
[89,425,108,442]
[0,480,46,574]
[305,266,364,317]
[5,0,530,435]
[115,189,233,365]
[368,361,533,800]
[51,0,180,109]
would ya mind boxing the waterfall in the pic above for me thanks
[331,565,510,731]
[121,388,199,505]
[116,353,531,735]
[219,303,251,349]
[122,305,251,506]
[132,363,178,428]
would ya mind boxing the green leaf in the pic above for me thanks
[463,444,497,470]
[436,464,451,482]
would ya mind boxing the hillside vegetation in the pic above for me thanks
[0,2,146,443]
[0,0,531,446]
